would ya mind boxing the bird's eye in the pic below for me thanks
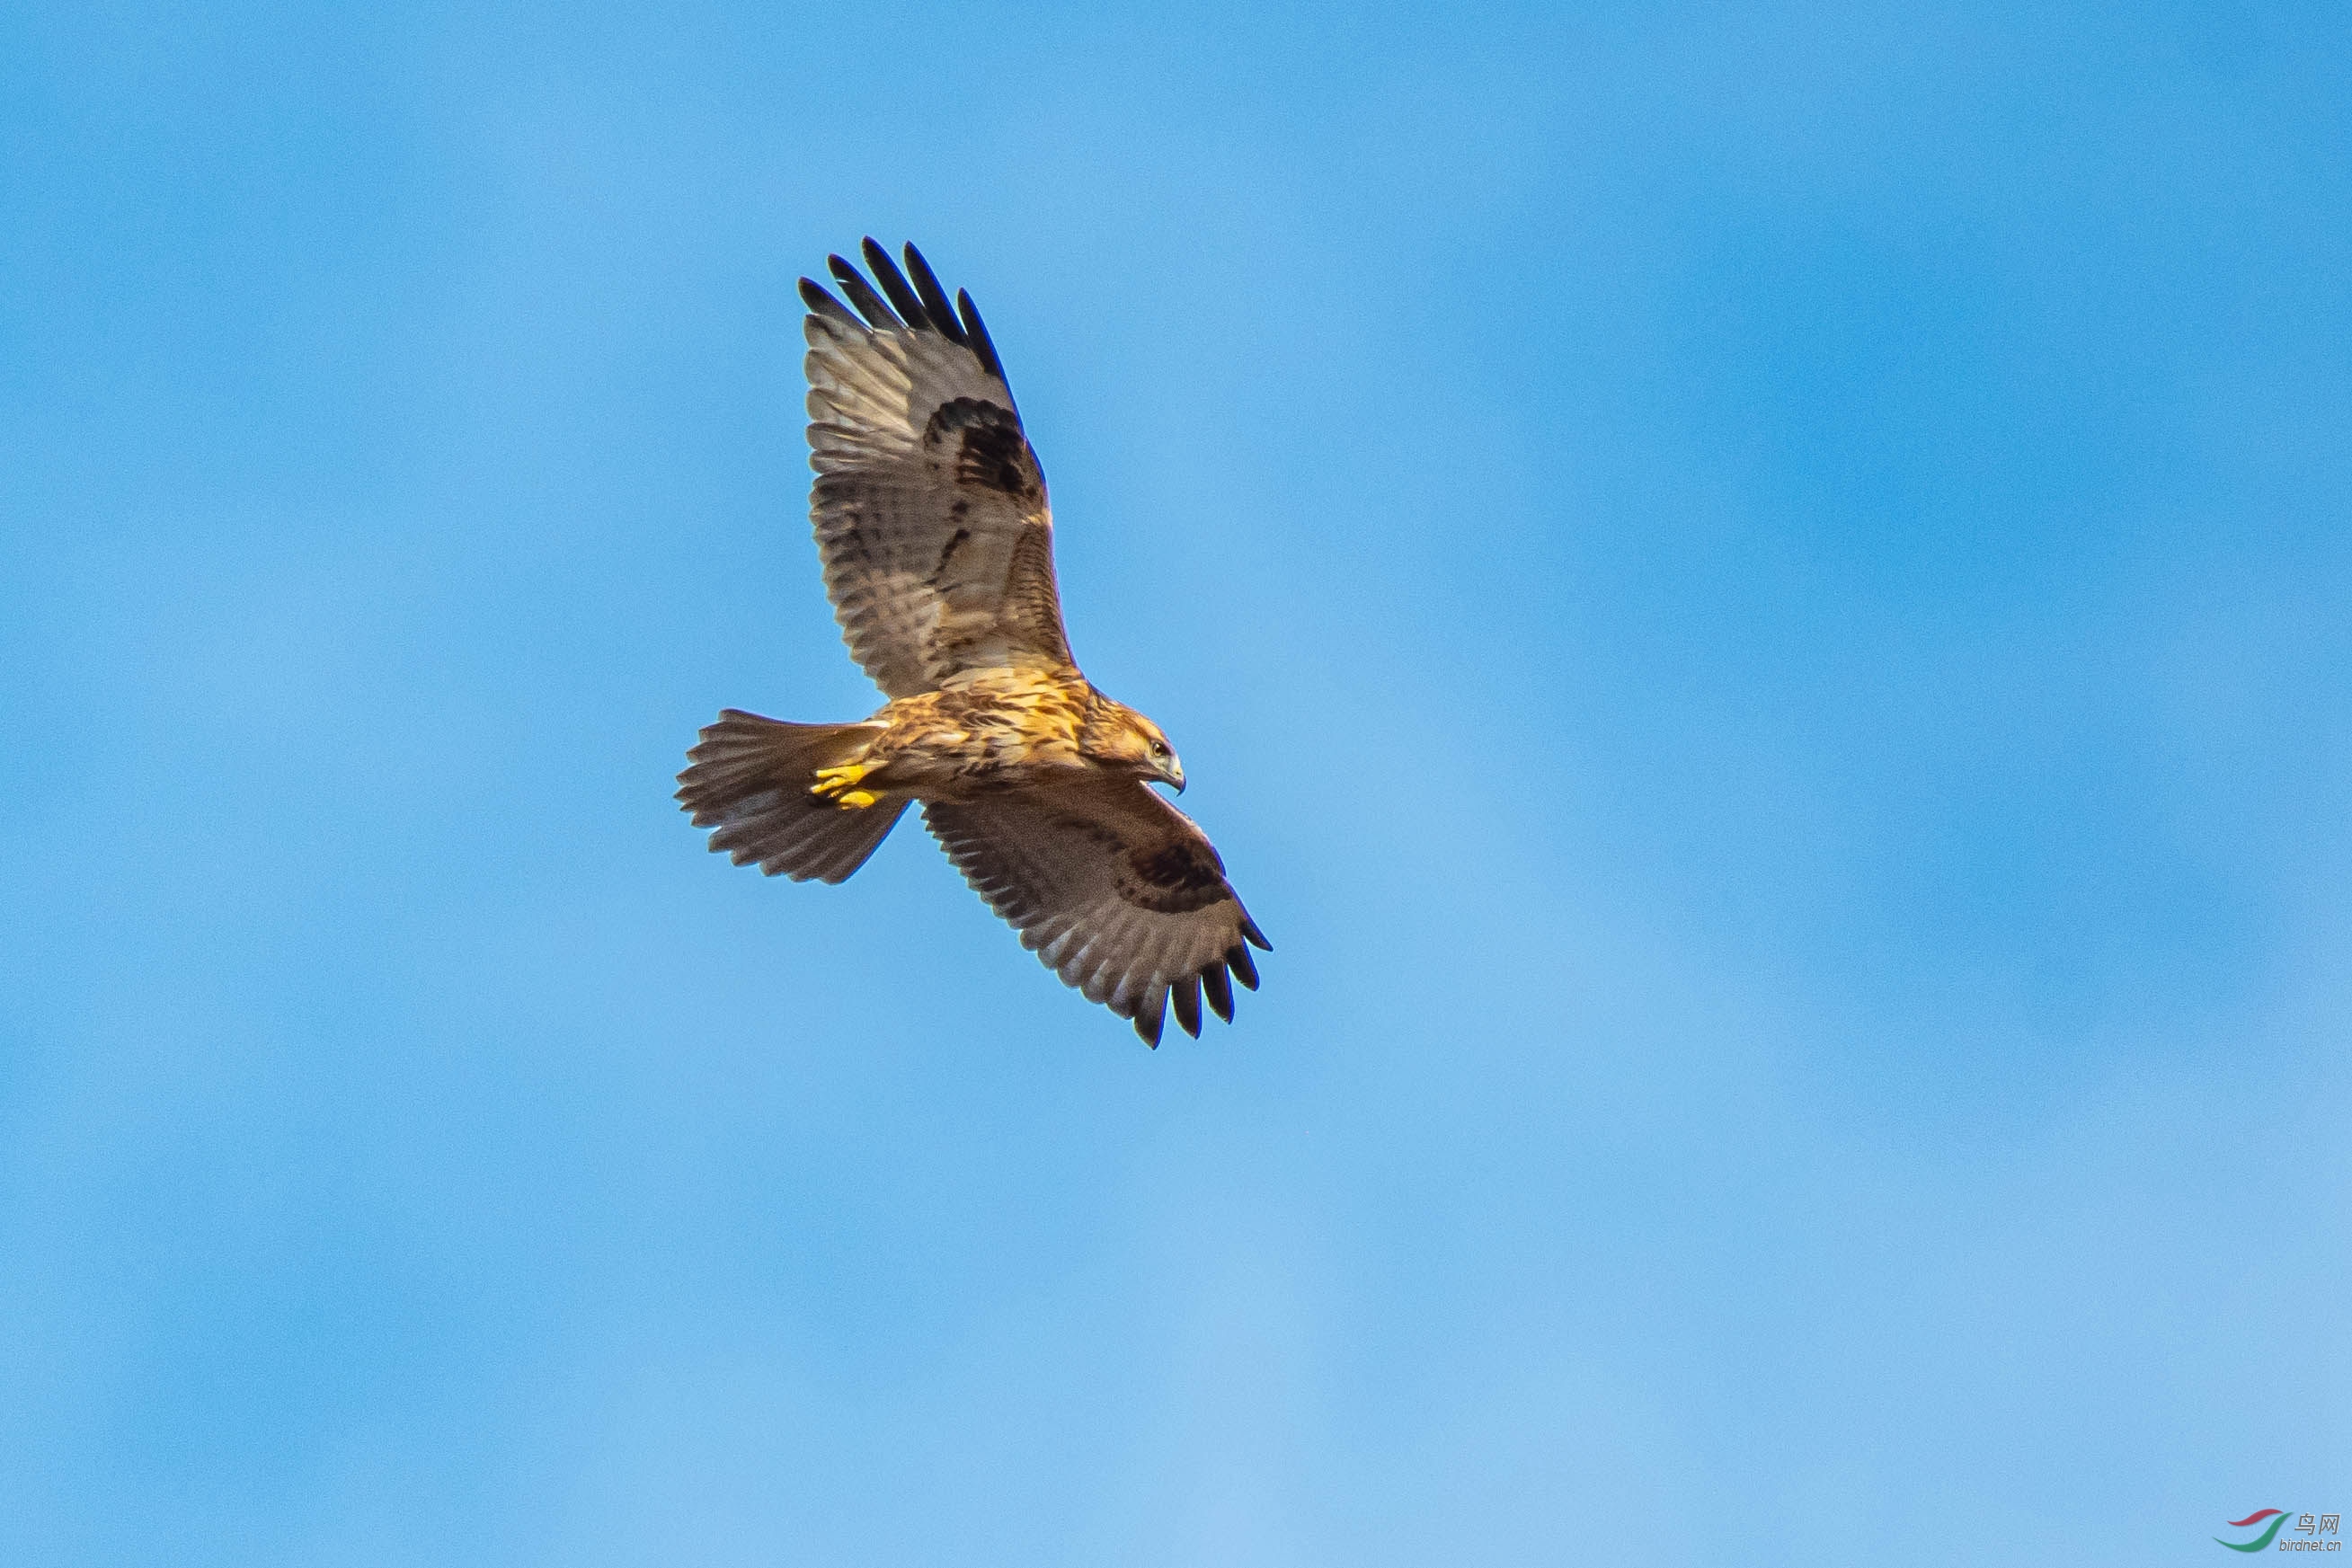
[1149,740,1168,757]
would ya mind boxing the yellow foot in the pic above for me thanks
[810,761,876,802]
[811,761,883,808]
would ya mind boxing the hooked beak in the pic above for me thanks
[1162,757,1186,793]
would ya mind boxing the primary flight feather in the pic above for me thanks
[677,239,1268,1046]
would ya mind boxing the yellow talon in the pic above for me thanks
[835,789,879,809]
[810,760,879,802]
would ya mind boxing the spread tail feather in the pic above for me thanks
[676,709,906,883]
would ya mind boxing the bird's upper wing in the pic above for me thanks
[922,783,1271,1045]
[799,240,1073,699]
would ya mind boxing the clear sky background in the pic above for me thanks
[4,2,2348,1563]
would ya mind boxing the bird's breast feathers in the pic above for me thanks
[863,675,1097,795]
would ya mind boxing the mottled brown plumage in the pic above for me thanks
[678,239,1267,1044]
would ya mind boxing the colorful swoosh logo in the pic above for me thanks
[2218,1510,2289,1552]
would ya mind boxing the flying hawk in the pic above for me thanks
[678,240,1268,1045]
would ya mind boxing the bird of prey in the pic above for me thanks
[677,239,1268,1045]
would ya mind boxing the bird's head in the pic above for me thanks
[1086,697,1185,793]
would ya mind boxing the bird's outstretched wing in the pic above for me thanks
[923,784,1271,1045]
[799,240,1073,699]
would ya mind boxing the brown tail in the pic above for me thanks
[676,709,907,883]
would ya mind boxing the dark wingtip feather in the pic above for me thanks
[799,277,856,323]
[901,244,965,344]
[1133,1000,1165,1048]
[1226,943,1259,990]
[1240,917,1272,952]
[955,288,1007,383]
[1202,963,1235,1023]
[859,237,930,328]
[827,253,901,329]
[1172,975,1203,1038]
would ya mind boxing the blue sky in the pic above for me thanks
[3,0,2348,1562]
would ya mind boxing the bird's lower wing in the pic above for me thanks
[922,783,1270,1045]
